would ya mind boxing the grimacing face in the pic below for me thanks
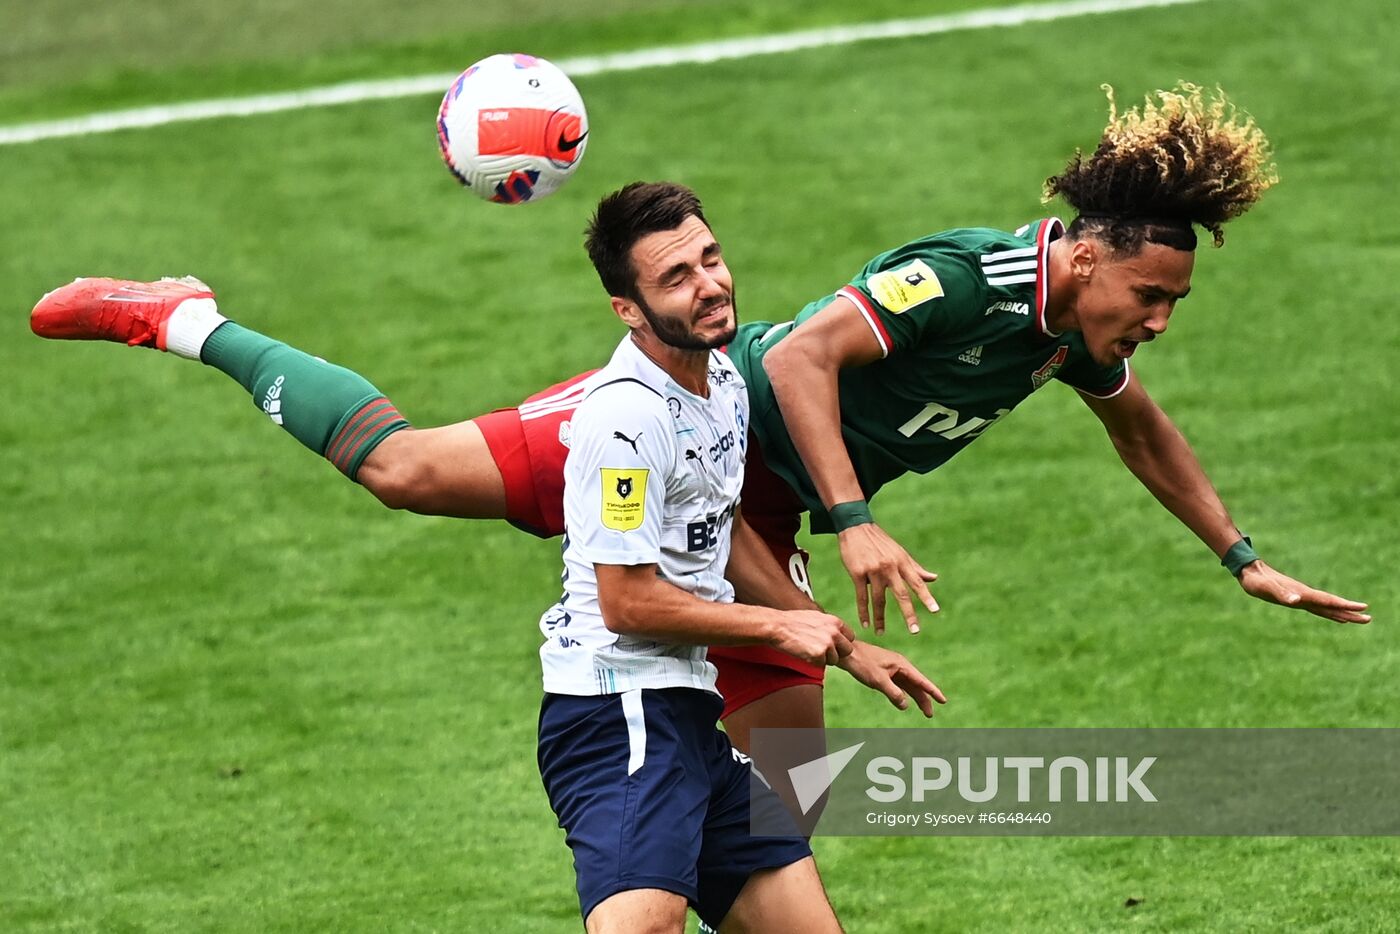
[626,215,737,352]
[1075,240,1194,366]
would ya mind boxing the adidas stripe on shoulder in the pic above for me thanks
[979,244,1038,286]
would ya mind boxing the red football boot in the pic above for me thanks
[30,276,216,351]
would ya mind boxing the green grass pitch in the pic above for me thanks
[2,0,1397,930]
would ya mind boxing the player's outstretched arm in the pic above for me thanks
[31,277,511,520]
[729,510,949,712]
[1079,376,1370,624]
[596,563,856,667]
[763,296,939,635]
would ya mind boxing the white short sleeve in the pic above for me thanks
[563,384,677,567]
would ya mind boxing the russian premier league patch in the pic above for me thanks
[867,259,944,314]
[600,468,648,531]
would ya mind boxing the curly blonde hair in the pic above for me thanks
[1044,82,1278,250]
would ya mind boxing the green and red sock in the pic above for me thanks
[197,321,409,479]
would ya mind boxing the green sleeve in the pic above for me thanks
[835,240,985,357]
[1056,353,1130,398]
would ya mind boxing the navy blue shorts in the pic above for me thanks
[537,687,811,927]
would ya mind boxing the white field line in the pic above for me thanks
[0,0,1204,147]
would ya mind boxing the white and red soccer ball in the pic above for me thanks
[436,53,589,204]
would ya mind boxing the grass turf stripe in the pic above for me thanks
[0,0,1205,146]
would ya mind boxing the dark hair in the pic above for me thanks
[585,181,709,299]
[1045,83,1278,253]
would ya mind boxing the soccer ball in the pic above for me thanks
[436,53,589,204]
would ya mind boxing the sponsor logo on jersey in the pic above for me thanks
[898,402,1011,441]
[708,366,736,386]
[1031,346,1069,390]
[686,502,736,552]
[984,300,1030,316]
[867,259,944,314]
[600,468,649,531]
[957,345,984,366]
[708,429,737,462]
[667,397,682,418]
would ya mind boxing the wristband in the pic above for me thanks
[829,500,874,532]
[1221,536,1258,577]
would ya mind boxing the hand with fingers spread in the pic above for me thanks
[836,522,939,635]
[837,641,948,717]
[1238,561,1371,624]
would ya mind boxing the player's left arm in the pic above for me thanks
[763,298,939,635]
[1079,375,1370,624]
[725,507,818,612]
[726,508,947,713]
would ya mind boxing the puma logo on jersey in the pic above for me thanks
[612,430,641,453]
[957,345,984,366]
[984,300,1030,316]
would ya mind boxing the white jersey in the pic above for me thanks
[539,336,749,696]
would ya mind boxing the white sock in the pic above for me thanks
[163,298,227,360]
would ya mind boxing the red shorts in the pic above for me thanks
[475,371,825,719]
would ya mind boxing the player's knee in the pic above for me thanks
[723,858,838,933]
[590,920,680,934]
[586,890,688,934]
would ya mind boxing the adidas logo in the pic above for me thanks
[980,243,1038,287]
[957,345,984,366]
[262,374,285,425]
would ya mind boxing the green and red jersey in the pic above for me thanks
[730,218,1129,532]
